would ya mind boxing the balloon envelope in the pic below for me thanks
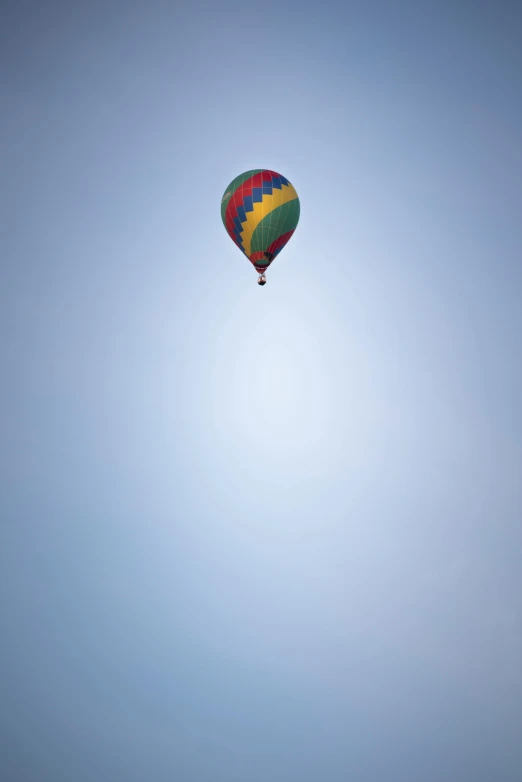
[221,169,300,274]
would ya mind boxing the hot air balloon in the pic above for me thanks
[221,169,300,286]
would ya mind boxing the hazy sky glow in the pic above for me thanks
[2,1,522,780]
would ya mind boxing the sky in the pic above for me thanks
[1,0,522,779]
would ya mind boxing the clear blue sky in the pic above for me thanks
[2,1,522,780]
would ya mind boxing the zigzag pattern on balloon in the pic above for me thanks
[221,169,300,274]
[224,171,290,248]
